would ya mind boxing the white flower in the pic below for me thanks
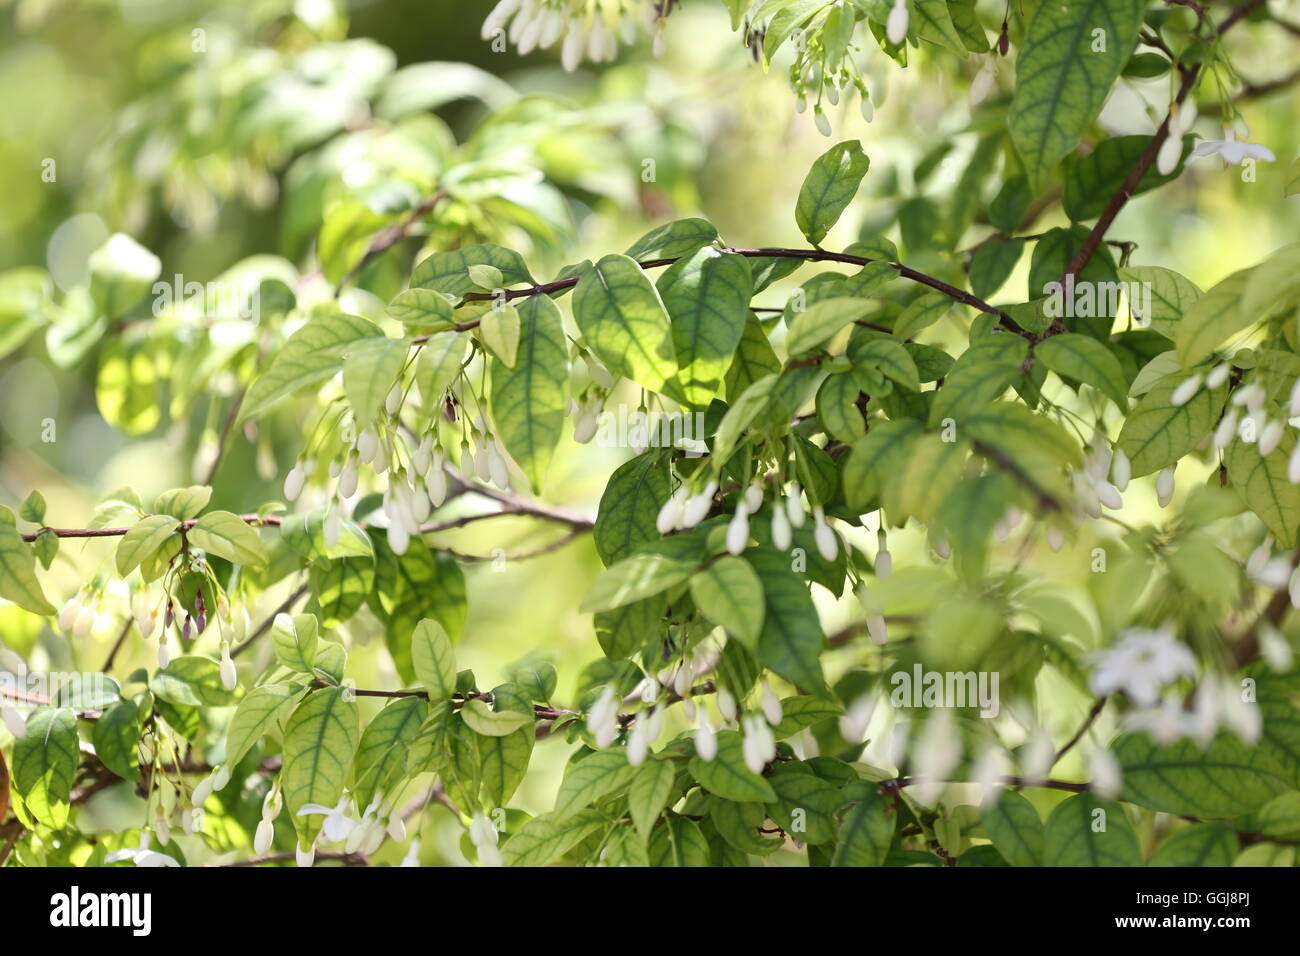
[481,0,521,39]
[1156,466,1175,507]
[1252,556,1293,590]
[972,746,1006,806]
[426,462,448,509]
[400,838,422,867]
[296,843,316,867]
[1206,363,1231,389]
[1095,479,1123,511]
[573,398,600,444]
[106,830,179,868]
[58,592,84,631]
[356,429,378,463]
[1215,409,1239,449]
[886,0,909,45]
[911,710,960,806]
[716,690,737,724]
[785,485,805,527]
[1125,699,1192,744]
[1110,448,1131,491]
[1246,537,1274,577]
[296,795,360,844]
[1259,621,1294,671]
[838,692,877,743]
[1190,130,1276,166]
[874,530,892,580]
[1088,626,1196,706]
[283,462,306,501]
[338,458,359,499]
[813,106,832,137]
[470,812,498,848]
[1233,382,1266,410]
[587,686,619,749]
[741,714,775,773]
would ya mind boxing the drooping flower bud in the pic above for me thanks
[760,683,784,727]
[283,462,306,502]
[812,506,838,561]
[682,481,717,528]
[627,720,650,766]
[2,704,26,738]
[1259,418,1284,457]
[254,817,275,854]
[886,0,909,45]
[874,529,892,580]
[1156,466,1176,507]
[220,642,237,691]
[296,843,315,867]
[726,504,750,556]
[356,429,379,464]
[58,592,83,631]
[385,383,402,416]
[771,501,792,551]
[387,519,410,556]
[656,487,688,535]
[338,457,359,499]
[694,718,717,761]
[785,485,805,528]
[1170,374,1202,407]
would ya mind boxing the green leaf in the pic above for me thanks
[410,618,456,700]
[657,247,753,407]
[1118,265,1200,339]
[1063,135,1185,221]
[1174,267,1253,368]
[240,312,384,422]
[415,331,469,406]
[151,656,237,707]
[746,548,829,696]
[19,490,45,524]
[1043,792,1143,866]
[988,175,1032,234]
[13,707,79,828]
[624,218,719,261]
[648,814,711,866]
[1034,333,1129,409]
[480,305,520,368]
[690,557,765,649]
[726,314,782,399]
[841,418,924,513]
[628,756,678,839]
[816,371,865,443]
[226,684,300,769]
[982,790,1045,867]
[152,486,211,521]
[271,613,319,673]
[580,553,696,613]
[188,510,267,567]
[489,293,569,492]
[689,731,777,802]
[786,297,869,355]
[460,697,533,737]
[765,767,840,844]
[92,699,140,782]
[831,781,894,866]
[411,243,533,296]
[1148,823,1239,867]
[1008,0,1147,187]
[854,336,921,391]
[352,696,427,811]
[772,697,842,739]
[554,749,640,819]
[593,450,673,566]
[1116,373,1227,477]
[712,373,778,465]
[309,557,374,627]
[342,335,409,428]
[386,288,455,331]
[0,520,56,615]
[912,0,966,53]
[115,514,180,577]
[795,140,870,246]
[282,687,361,846]
[88,233,160,318]
[969,239,1025,300]
[1114,732,1291,817]
[573,253,677,392]
[1227,433,1300,547]
[892,292,952,341]
[501,808,605,867]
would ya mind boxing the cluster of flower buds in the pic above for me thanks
[58,588,109,640]
[569,391,605,445]
[655,479,718,534]
[788,3,878,133]
[190,764,232,809]
[469,812,503,867]
[741,713,777,773]
[1177,371,1300,480]
[1156,99,1198,175]
[1074,440,1129,517]
[586,685,620,749]
[480,0,669,72]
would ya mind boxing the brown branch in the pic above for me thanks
[1055,697,1108,763]
[219,849,369,867]
[337,191,450,294]
[202,387,246,486]
[889,775,1090,793]
[100,618,134,672]
[1064,0,1270,281]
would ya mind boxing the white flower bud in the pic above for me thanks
[785,486,805,528]
[627,721,650,766]
[694,718,717,761]
[860,93,873,123]
[561,19,584,71]
[814,106,832,137]
[412,436,432,476]
[813,507,838,561]
[338,459,359,499]
[426,466,448,509]
[2,704,26,738]
[867,614,888,645]
[387,815,407,843]
[220,643,237,691]
[1170,374,1202,407]
[656,488,687,535]
[886,0,909,45]
[58,593,82,631]
[582,352,614,389]
[757,496,786,550]
[1156,133,1183,176]
[489,445,510,488]
[74,603,95,640]
[1156,466,1176,507]
[1289,378,1300,418]
[1111,448,1131,491]
[1206,363,1230,389]
[1088,748,1123,800]
[760,684,784,727]
[357,429,378,463]
[726,506,750,556]
[1046,526,1065,552]
[717,689,737,723]
[283,463,306,502]
[385,384,402,416]
[387,520,410,556]
[875,530,892,580]
[742,481,763,513]
[1259,419,1284,457]
[254,817,275,854]
[1289,444,1300,484]
[1215,409,1239,449]
[296,843,315,867]
[682,482,717,528]
[1095,479,1123,511]
[213,764,231,791]
[157,639,171,669]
